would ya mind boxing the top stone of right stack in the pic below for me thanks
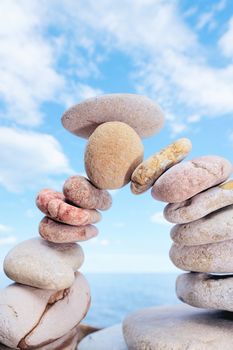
[61,94,164,139]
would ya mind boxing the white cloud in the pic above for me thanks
[196,0,226,31]
[150,211,172,226]
[0,235,17,245]
[219,16,233,59]
[0,127,72,192]
[0,224,12,233]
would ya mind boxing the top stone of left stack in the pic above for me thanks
[61,94,164,139]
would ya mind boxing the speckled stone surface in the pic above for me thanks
[61,94,164,139]
[123,304,233,350]
[39,217,98,243]
[164,180,233,224]
[78,324,127,350]
[131,138,192,194]
[0,273,90,349]
[4,238,84,290]
[177,273,233,312]
[170,239,233,273]
[171,205,233,246]
[63,176,112,210]
[152,156,232,203]
[85,122,144,189]
[36,189,101,226]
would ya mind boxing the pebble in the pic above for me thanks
[78,324,127,350]
[171,205,233,246]
[85,121,144,189]
[177,273,233,312]
[63,175,112,210]
[170,239,233,273]
[36,189,101,226]
[0,273,90,349]
[61,93,164,139]
[123,304,233,350]
[164,180,233,224]
[39,217,98,243]
[4,238,84,290]
[131,138,192,194]
[151,156,232,203]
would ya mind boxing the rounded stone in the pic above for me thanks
[36,188,101,226]
[170,239,233,273]
[61,94,164,139]
[176,273,233,312]
[123,304,233,350]
[39,217,98,243]
[4,238,84,290]
[78,324,127,350]
[85,121,144,189]
[151,156,232,203]
[171,205,233,245]
[164,180,233,224]
[131,138,192,194]
[63,175,112,210]
[0,273,90,349]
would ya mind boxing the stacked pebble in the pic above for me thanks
[0,94,164,349]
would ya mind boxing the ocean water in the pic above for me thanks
[0,273,180,328]
[84,273,179,327]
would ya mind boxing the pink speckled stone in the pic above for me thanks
[63,175,112,210]
[151,156,232,203]
[39,217,98,243]
[36,189,101,226]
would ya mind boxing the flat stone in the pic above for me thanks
[177,273,233,312]
[85,122,144,189]
[152,156,232,203]
[164,180,233,224]
[0,273,90,349]
[131,138,192,194]
[36,189,101,226]
[78,324,127,350]
[63,175,112,210]
[61,93,164,139]
[170,239,233,273]
[123,304,233,350]
[39,217,98,243]
[171,205,233,245]
[4,238,84,289]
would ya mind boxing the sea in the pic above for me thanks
[0,273,180,328]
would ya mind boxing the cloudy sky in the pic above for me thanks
[0,0,233,276]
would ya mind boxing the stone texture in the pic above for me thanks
[164,180,233,224]
[78,324,127,350]
[61,93,164,139]
[171,205,233,245]
[85,122,144,189]
[131,138,192,194]
[0,273,90,349]
[36,189,101,226]
[63,175,112,210]
[151,156,232,203]
[39,217,98,243]
[177,272,233,312]
[170,239,233,273]
[4,238,84,289]
[123,304,233,350]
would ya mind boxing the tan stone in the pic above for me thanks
[131,138,192,194]
[85,121,144,189]
[177,272,233,312]
[171,205,233,245]
[61,93,164,139]
[4,238,84,290]
[164,180,233,224]
[170,239,233,273]
[123,304,233,350]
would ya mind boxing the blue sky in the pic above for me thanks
[0,0,233,274]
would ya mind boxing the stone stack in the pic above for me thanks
[0,94,164,349]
